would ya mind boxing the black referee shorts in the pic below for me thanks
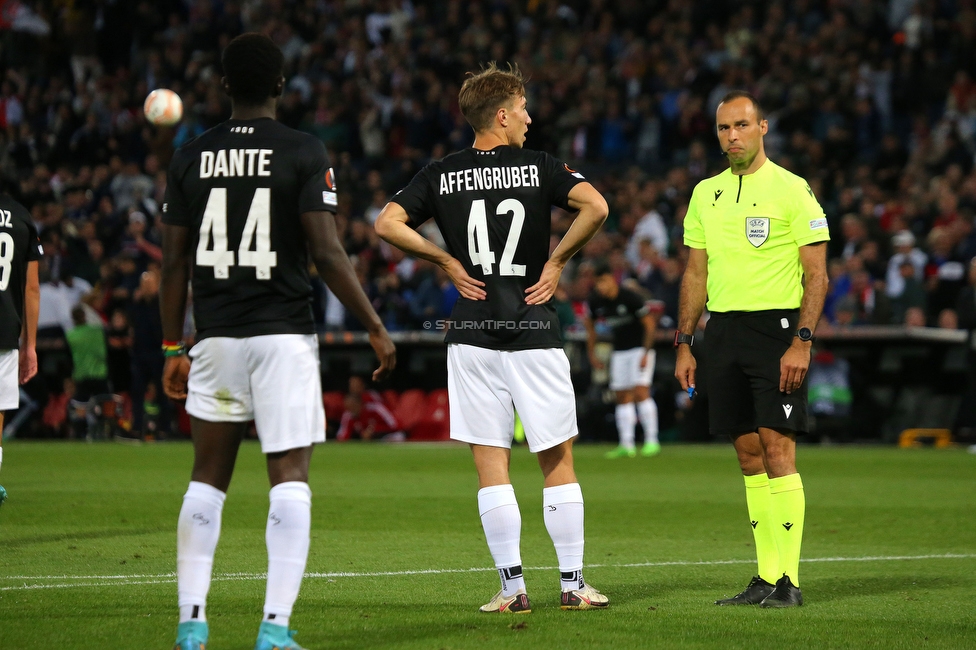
[703,309,808,437]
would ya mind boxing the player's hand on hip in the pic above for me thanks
[674,346,696,391]
[163,355,190,400]
[524,260,564,305]
[369,329,397,381]
[779,340,812,394]
[18,346,37,384]
[443,258,486,300]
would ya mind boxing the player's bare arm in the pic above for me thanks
[525,182,608,305]
[674,247,708,391]
[19,260,38,384]
[160,222,191,400]
[374,202,487,301]
[780,242,828,395]
[640,312,656,369]
[584,314,604,370]
[301,210,396,381]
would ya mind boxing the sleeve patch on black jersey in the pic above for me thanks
[324,168,336,190]
[564,163,585,179]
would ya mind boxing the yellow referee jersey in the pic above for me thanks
[683,159,829,312]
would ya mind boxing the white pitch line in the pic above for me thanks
[1,578,177,592]
[2,553,974,592]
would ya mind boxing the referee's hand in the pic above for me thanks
[674,346,696,392]
[779,340,812,394]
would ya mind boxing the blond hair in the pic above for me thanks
[458,62,526,133]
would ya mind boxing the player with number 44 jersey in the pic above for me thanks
[160,33,394,650]
[376,63,610,613]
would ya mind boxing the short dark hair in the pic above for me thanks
[221,33,284,106]
[718,90,765,121]
[458,62,526,133]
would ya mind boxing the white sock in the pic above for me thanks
[263,481,312,629]
[636,398,659,445]
[0,446,4,473]
[478,484,525,596]
[177,481,226,623]
[614,404,637,449]
[543,483,586,592]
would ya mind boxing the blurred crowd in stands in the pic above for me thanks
[3,0,976,438]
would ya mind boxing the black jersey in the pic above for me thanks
[0,196,42,350]
[588,286,651,351]
[162,118,336,340]
[392,146,584,350]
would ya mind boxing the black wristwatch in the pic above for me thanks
[795,327,814,342]
[674,331,695,347]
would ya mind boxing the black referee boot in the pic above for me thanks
[759,574,803,608]
[714,575,775,605]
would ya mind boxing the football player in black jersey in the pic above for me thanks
[585,264,662,459]
[0,192,40,507]
[375,63,610,613]
[160,33,395,650]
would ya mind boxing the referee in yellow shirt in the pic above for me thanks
[674,91,829,608]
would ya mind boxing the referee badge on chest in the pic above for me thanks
[746,217,769,247]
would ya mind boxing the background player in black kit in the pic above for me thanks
[160,34,395,650]
[375,63,610,613]
[0,192,41,506]
[585,264,662,458]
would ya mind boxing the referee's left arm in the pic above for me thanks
[797,243,828,334]
[779,242,827,394]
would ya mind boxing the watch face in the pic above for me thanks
[798,327,813,340]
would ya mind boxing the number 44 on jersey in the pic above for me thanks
[196,187,277,279]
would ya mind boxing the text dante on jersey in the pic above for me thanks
[199,149,273,178]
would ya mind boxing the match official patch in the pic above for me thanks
[746,217,769,247]
[322,191,337,205]
[564,163,585,179]
[809,217,828,230]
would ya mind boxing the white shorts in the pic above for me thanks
[609,347,655,391]
[447,343,578,453]
[0,349,18,411]
[186,334,326,454]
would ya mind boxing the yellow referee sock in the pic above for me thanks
[743,473,779,584]
[768,473,805,586]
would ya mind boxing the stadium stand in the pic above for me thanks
[2,1,975,439]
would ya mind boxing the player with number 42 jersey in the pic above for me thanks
[392,147,584,349]
[377,63,610,615]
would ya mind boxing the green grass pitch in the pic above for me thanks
[0,441,974,649]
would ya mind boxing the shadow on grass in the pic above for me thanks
[2,527,165,549]
[806,573,970,604]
